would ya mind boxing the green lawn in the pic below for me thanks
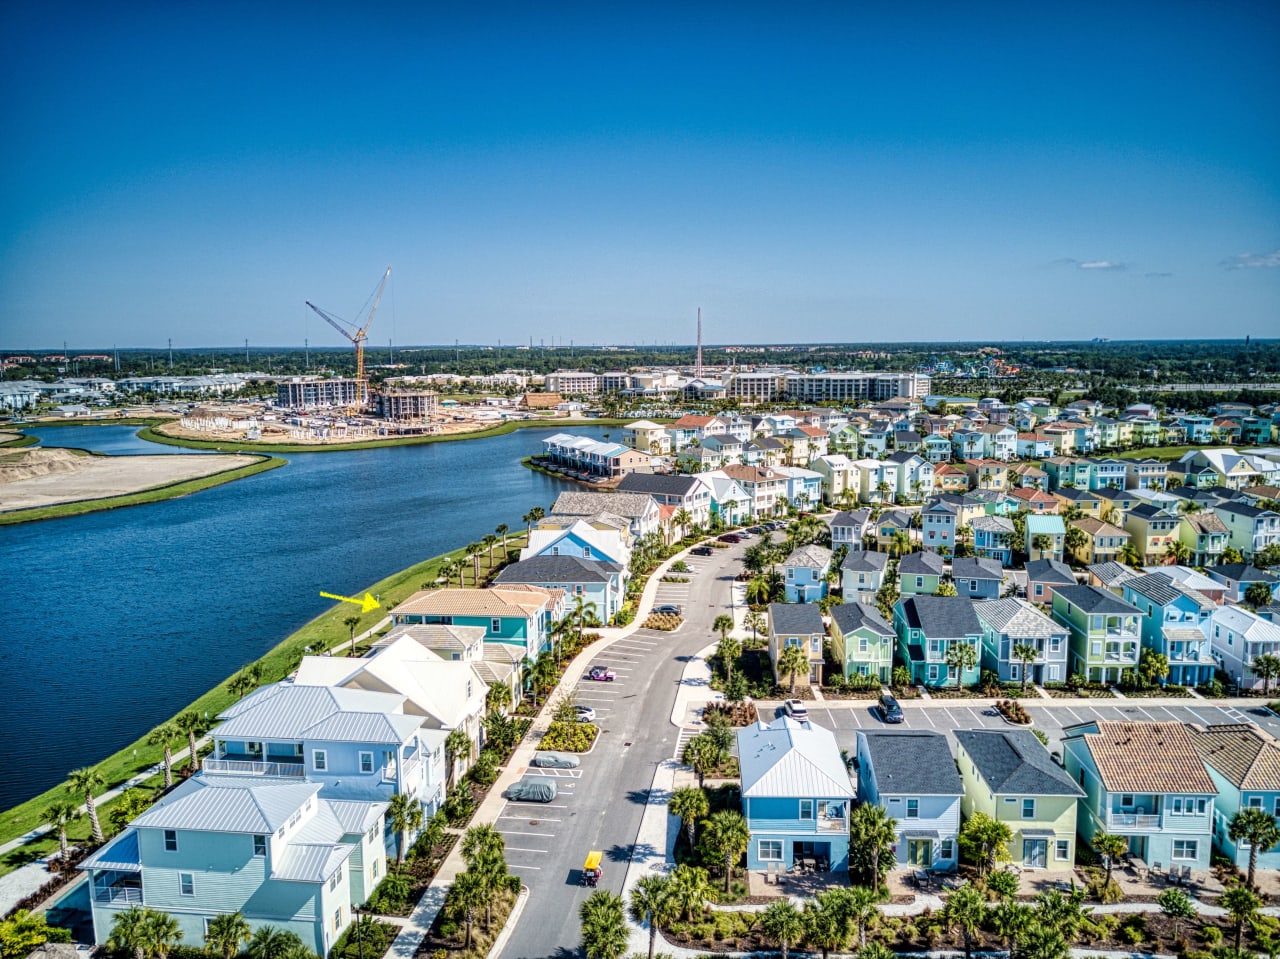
[0,528,529,863]
[1112,444,1265,462]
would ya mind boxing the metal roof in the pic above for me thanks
[973,599,1065,639]
[133,776,322,833]
[738,717,855,799]
[80,829,141,871]
[215,684,419,744]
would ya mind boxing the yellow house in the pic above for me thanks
[955,728,1084,871]
[1069,517,1131,566]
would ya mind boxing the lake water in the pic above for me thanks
[0,424,610,809]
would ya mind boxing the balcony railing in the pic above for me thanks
[748,817,848,834]
[1106,812,1162,830]
[203,758,306,778]
[95,886,144,905]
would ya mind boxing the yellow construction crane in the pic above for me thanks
[306,266,392,411]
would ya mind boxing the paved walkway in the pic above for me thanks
[383,548,692,959]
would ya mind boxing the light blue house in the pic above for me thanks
[855,730,962,871]
[950,557,1004,600]
[494,554,626,623]
[972,515,1015,566]
[1062,721,1216,871]
[1190,725,1280,874]
[974,598,1070,685]
[1121,572,1217,687]
[738,717,854,873]
[783,544,832,603]
[81,776,386,957]
[921,497,960,554]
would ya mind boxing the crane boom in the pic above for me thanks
[304,266,392,411]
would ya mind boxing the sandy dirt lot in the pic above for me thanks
[0,448,261,511]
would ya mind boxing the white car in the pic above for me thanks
[574,705,597,723]
[783,699,809,721]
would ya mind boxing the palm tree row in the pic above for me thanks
[109,908,321,959]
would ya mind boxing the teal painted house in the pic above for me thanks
[1191,725,1280,873]
[81,776,386,957]
[1063,721,1216,871]
[1121,572,1217,687]
[393,585,561,663]
[893,595,983,687]
[738,717,854,873]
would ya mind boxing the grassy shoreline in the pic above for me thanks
[0,455,286,526]
[137,417,649,454]
[0,527,529,860]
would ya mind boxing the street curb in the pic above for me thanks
[484,885,529,959]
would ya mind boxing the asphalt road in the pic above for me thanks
[498,540,747,959]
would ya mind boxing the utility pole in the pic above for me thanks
[168,338,173,369]
[244,339,249,365]
[305,338,309,371]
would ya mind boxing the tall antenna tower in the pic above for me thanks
[695,308,703,378]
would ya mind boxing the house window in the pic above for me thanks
[164,829,178,852]
[253,834,267,856]
[1247,796,1263,810]
[359,752,374,774]
[491,618,501,634]
[969,580,978,592]
[906,799,919,819]
[1120,795,1134,809]
[1172,840,1198,861]
[915,577,924,588]
[799,800,814,820]
[940,839,954,860]
[313,750,327,772]
[583,547,591,558]
[329,868,341,892]
[759,840,783,861]
[1055,840,1070,861]
[179,873,194,897]
[1022,799,1036,819]
[372,858,379,879]
[333,907,343,932]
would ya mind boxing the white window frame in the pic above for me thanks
[359,751,374,774]
[1172,840,1197,861]
[179,872,194,897]
[313,749,327,772]
[1055,840,1070,861]
[759,839,783,861]
[940,839,954,860]
[798,800,814,820]
[163,829,178,852]
[905,799,919,819]
[491,618,501,634]
[1022,798,1036,819]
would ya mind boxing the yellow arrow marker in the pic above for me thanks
[319,591,381,614]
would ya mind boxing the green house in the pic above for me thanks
[1051,584,1142,684]
[829,603,895,683]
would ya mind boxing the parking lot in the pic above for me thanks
[801,697,1280,758]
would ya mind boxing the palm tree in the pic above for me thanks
[465,542,482,583]
[245,926,308,959]
[482,533,499,569]
[667,863,711,920]
[174,711,205,776]
[777,644,810,694]
[529,652,557,705]
[495,522,509,553]
[43,801,80,867]
[1118,542,1143,568]
[759,900,805,959]
[444,728,473,788]
[147,724,179,789]
[138,908,183,959]
[462,824,509,930]
[943,884,988,959]
[387,793,423,864]
[1228,808,1280,889]
[205,912,252,959]
[523,506,545,538]
[1031,533,1054,559]
[673,508,692,541]
[343,615,361,654]
[579,890,628,959]
[1013,642,1039,693]
[67,766,105,842]
[700,810,751,892]
[890,530,912,559]
[1252,653,1280,696]
[1220,883,1262,952]
[744,609,766,644]
[1011,922,1068,959]
[804,889,854,959]
[989,901,1033,951]
[1091,831,1128,890]
[745,576,773,607]
[486,680,512,716]
[1164,538,1190,566]
[628,875,677,959]
[717,634,741,683]
[846,885,882,947]
[108,907,153,959]
[959,811,1012,877]
[743,542,771,576]
[848,803,897,890]
[1033,887,1090,943]
[227,672,256,700]
[447,869,487,949]
[683,735,721,789]
[945,640,978,689]
[669,787,709,851]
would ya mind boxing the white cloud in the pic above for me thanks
[1221,250,1280,270]
[1077,260,1126,271]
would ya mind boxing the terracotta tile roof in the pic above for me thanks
[396,585,557,618]
[1017,433,1052,441]
[1190,724,1280,790]
[1073,517,1129,537]
[673,414,714,428]
[934,464,964,475]
[1009,488,1058,504]
[795,425,828,437]
[1069,721,1215,794]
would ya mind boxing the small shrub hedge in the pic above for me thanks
[642,612,684,630]
[539,721,599,752]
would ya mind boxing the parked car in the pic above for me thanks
[783,699,809,720]
[531,751,581,769]
[507,776,558,802]
[574,705,597,723]
[690,546,713,556]
[747,526,765,534]
[587,665,616,682]
[653,604,682,615]
[877,693,904,724]
[718,533,741,544]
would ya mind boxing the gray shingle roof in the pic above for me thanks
[1125,572,1183,606]
[831,602,894,637]
[1024,558,1076,585]
[831,509,871,529]
[900,551,945,577]
[552,491,655,519]
[494,554,621,585]
[1088,561,1137,588]
[858,730,963,796]
[841,550,889,573]
[769,603,825,635]
[1209,563,1278,584]
[951,557,1004,582]
[1054,584,1142,615]
[616,473,701,496]
[897,595,982,637]
[955,729,1084,797]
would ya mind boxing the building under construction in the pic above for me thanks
[378,388,439,423]
[276,377,366,410]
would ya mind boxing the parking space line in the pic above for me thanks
[914,709,936,727]
[1134,706,1159,722]
[496,829,556,838]
[509,863,542,870]
[504,847,550,854]
[499,815,562,822]
[1060,706,1085,724]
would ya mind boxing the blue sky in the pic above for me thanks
[1,2,1277,349]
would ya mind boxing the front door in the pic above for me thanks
[907,839,932,866]
[1023,839,1047,868]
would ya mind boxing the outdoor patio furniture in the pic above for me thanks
[912,869,930,889]
[1167,866,1182,885]
[1180,865,1192,884]
[1130,857,1148,880]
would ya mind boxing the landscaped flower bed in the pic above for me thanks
[1044,682,1115,698]
[642,612,684,630]
[1119,684,1192,698]
[538,721,599,752]
[995,698,1033,725]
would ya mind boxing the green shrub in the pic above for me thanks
[468,755,498,787]
[1202,925,1223,945]
[539,721,599,752]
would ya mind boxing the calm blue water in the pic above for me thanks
[0,424,610,809]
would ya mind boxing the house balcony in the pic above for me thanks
[1106,812,1162,831]
[748,817,849,834]
[95,885,144,905]
[202,758,307,778]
